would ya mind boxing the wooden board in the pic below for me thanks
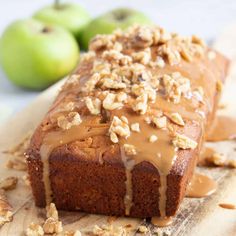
[1,34,236,235]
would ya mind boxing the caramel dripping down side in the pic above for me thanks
[113,108,177,217]
[206,116,236,142]
[40,120,109,205]
[151,216,173,227]
[186,173,217,198]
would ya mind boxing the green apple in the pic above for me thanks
[0,19,79,90]
[34,2,90,41]
[79,8,153,50]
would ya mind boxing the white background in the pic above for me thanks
[0,0,236,122]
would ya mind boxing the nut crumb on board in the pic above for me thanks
[0,189,13,227]
[0,177,18,191]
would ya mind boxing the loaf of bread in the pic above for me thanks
[26,25,229,218]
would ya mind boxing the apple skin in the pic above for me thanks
[34,3,90,41]
[79,8,153,50]
[0,19,79,90]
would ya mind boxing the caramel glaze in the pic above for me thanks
[206,116,236,142]
[151,216,173,227]
[186,173,217,198]
[37,45,227,219]
[219,203,236,210]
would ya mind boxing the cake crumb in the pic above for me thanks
[0,190,13,227]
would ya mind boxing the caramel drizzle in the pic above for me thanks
[40,120,109,204]
[186,173,217,198]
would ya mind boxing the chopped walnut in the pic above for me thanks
[43,217,63,234]
[131,123,140,132]
[109,116,130,143]
[173,133,197,149]
[138,225,148,233]
[80,51,96,62]
[131,82,156,102]
[169,113,185,126]
[151,116,167,129]
[116,92,128,103]
[162,72,191,104]
[85,97,101,115]
[25,223,44,236]
[132,48,151,65]
[0,189,13,227]
[89,34,115,52]
[103,93,123,110]
[82,73,101,93]
[46,203,58,221]
[57,112,82,130]
[92,224,126,236]
[101,76,126,90]
[0,177,18,191]
[64,230,82,236]
[123,144,137,156]
[149,135,158,143]
[6,158,27,171]
[132,93,148,114]
[102,50,132,66]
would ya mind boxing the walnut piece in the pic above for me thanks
[138,225,148,233]
[43,217,63,234]
[169,113,185,126]
[172,133,197,149]
[123,144,137,156]
[0,177,18,191]
[6,158,27,171]
[46,203,58,221]
[92,224,126,236]
[149,135,158,143]
[85,97,101,115]
[57,112,82,130]
[0,189,13,227]
[131,123,140,133]
[64,230,82,236]
[25,223,44,236]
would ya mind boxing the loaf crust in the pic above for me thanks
[27,25,229,218]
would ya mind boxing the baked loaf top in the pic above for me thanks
[28,25,228,218]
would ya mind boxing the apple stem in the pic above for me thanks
[54,0,60,9]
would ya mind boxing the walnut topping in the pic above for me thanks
[132,48,151,65]
[92,224,126,236]
[25,223,44,236]
[151,116,167,129]
[46,203,58,221]
[82,72,101,93]
[173,133,197,149]
[103,93,123,110]
[57,112,82,130]
[85,97,101,115]
[43,217,63,234]
[205,152,226,167]
[101,76,126,90]
[64,230,82,236]
[89,34,115,52]
[138,225,148,233]
[0,189,13,227]
[0,177,18,191]
[131,123,140,132]
[80,51,96,62]
[102,50,132,66]
[149,135,158,143]
[109,116,130,143]
[132,93,148,114]
[6,158,27,171]
[123,144,137,155]
[162,72,191,103]
[169,113,185,126]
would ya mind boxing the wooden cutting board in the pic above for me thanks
[1,33,236,236]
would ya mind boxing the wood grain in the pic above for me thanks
[1,35,236,235]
